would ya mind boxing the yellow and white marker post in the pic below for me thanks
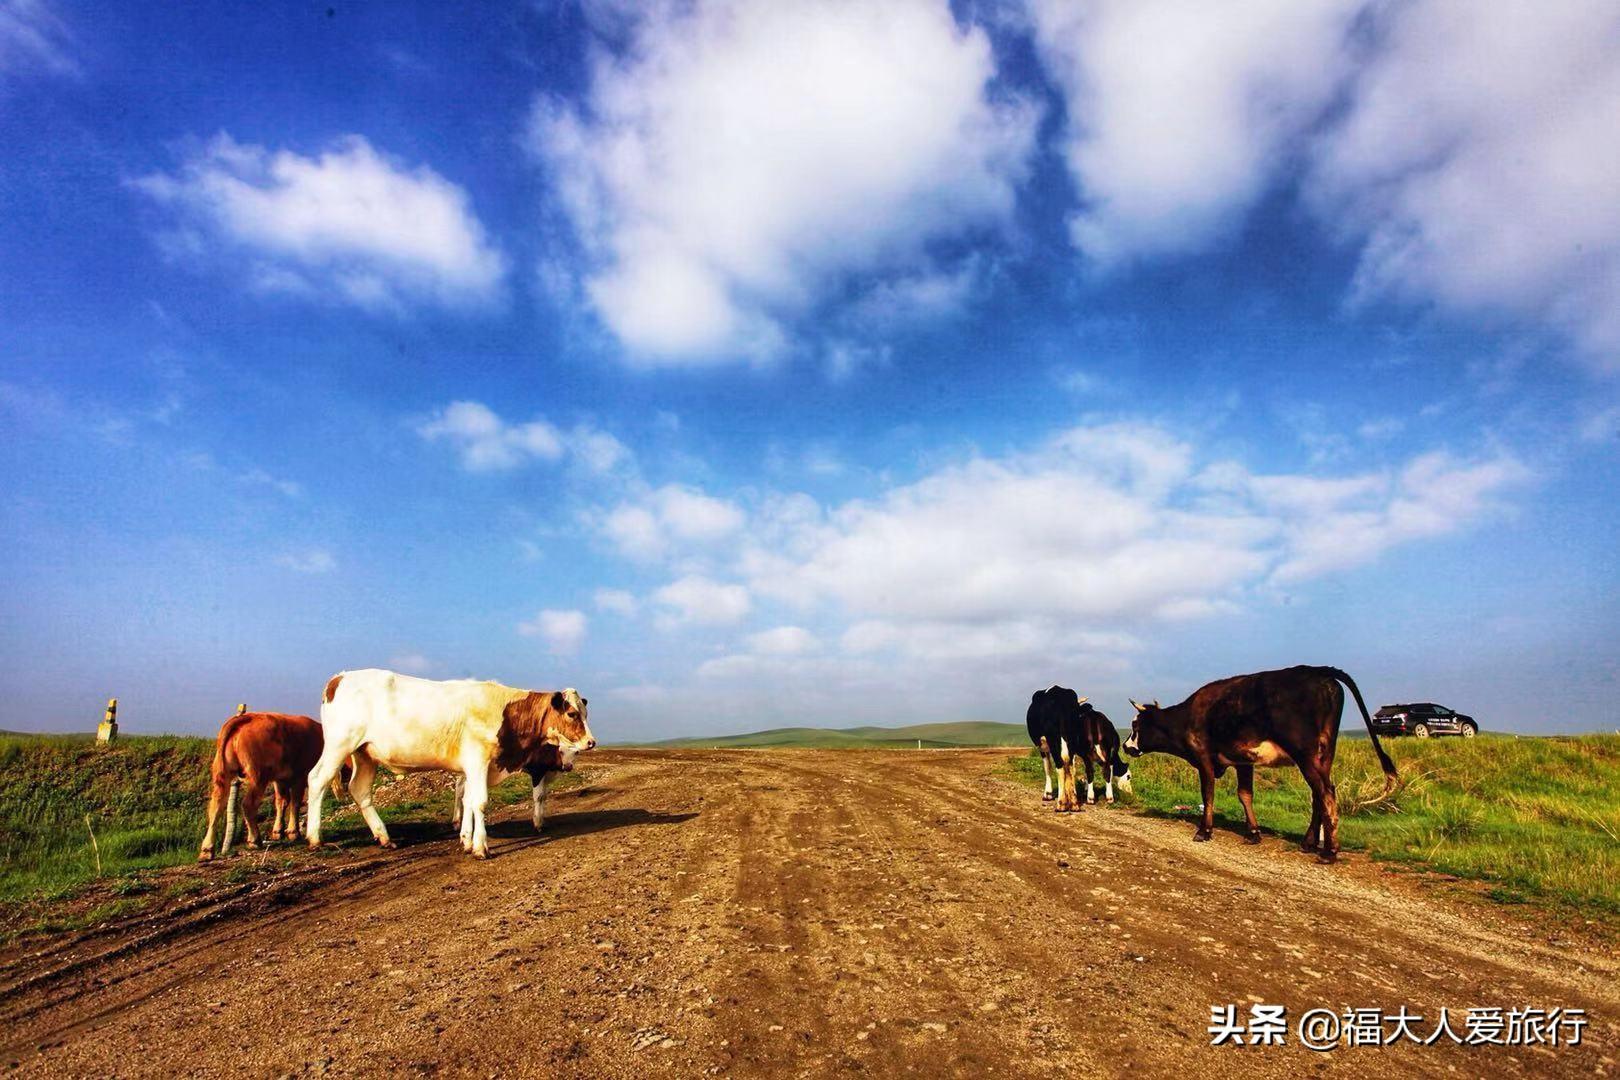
[96,698,118,744]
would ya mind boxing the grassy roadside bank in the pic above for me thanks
[0,732,573,939]
[1005,732,1620,917]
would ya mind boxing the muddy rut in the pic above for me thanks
[1,749,1614,1077]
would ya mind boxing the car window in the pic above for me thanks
[1433,707,1453,717]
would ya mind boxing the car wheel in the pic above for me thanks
[1461,722,1477,738]
[1412,723,1431,738]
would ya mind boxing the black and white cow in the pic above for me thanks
[1026,686,1091,812]
[1074,702,1133,805]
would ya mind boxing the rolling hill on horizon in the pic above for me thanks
[637,720,1031,749]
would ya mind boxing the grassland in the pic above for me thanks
[1006,732,1620,916]
[0,732,562,923]
[649,719,1029,749]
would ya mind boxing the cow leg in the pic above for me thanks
[1038,739,1056,801]
[451,774,464,831]
[460,766,491,858]
[284,781,305,839]
[1316,762,1341,862]
[1056,739,1077,812]
[532,772,557,833]
[1082,753,1096,804]
[1298,765,1324,853]
[240,778,266,849]
[198,774,233,862]
[1234,764,1261,844]
[346,753,394,849]
[1193,762,1216,841]
[305,746,352,848]
[269,782,286,841]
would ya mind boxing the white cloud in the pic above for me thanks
[1310,0,1620,368]
[1028,0,1361,264]
[736,421,1525,659]
[594,588,638,616]
[1028,0,1620,366]
[746,625,819,656]
[133,133,506,313]
[519,608,588,654]
[0,0,76,80]
[419,400,634,479]
[652,575,751,627]
[604,483,745,561]
[530,0,1036,363]
[275,548,336,574]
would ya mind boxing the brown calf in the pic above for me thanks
[198,712,326,861]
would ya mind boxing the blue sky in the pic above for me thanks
[2,0,1617,739]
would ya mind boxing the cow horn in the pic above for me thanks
[1129,698,1144,712]
[1075,697,1088,705]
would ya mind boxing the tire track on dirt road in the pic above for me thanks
[2,749,1614,1078]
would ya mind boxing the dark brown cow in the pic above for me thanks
[1123,665,1397,860]
[198,711,325,861]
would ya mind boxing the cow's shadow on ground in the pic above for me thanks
[313,809,697,857]
[488,807,698,841]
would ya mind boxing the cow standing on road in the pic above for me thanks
[199,711,325,861]
[308,669,596,858]
[1075,701,1132,805]
[1123,665,1397,860]
[1026,686,1092,812]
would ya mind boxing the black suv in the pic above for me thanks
[1372,703,1479,738]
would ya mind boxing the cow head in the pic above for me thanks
[1122,698,1163,757]
[503,688,597,773]
[543,688,595,770]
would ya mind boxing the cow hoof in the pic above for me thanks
[244,841,260,850]
[1041,793,1055,802]
[1245,831,1262,845]
[378,839,396,850]
[1192,829,1212,842]
[472,848,489,860]
[1105,796,1115,804]
[1300,841,1318,854]
[1318,850,1339,864]
[197,850,213,863]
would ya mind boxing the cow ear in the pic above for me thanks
[581,697,588,707]
[1152,699,1160,708]
[551,691,567,712]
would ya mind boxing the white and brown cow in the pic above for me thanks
[306,669,595,858]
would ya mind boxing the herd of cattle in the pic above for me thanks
[195,663,1396,866]
[1028,664,1398,861]
[197,668,596,861]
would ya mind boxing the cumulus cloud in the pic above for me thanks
[652,575,751,627]
[519,608,588,654]
[418,400,631,477]
[530,0,1036,363]
[388,652,439,675]
[1028,0,1620,365]
[1309,0,1620,367]
[604,484,746,561]
[1028,0,1361,264]
[735,421,1525,658]
[132,134,506,313]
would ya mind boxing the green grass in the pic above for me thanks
[648,719,1029,749]
[0,732,581,911]
[0,732,218,904]
[1006,732,1620,916]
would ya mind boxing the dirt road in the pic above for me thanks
[2,749,1614,1077]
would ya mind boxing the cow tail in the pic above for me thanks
[1327,667,1398,799]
